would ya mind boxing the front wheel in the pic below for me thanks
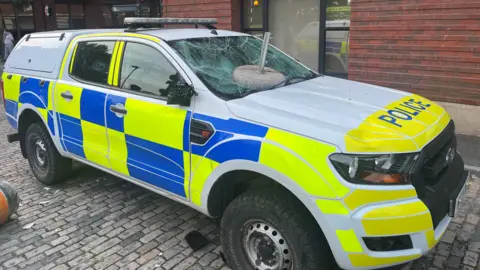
[220,188,337,270]
[25,123,72,185]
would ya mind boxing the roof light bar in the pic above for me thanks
[124,17,218,31]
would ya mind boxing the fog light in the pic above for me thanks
[363,235,413,251]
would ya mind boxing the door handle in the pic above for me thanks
[110,104,127,116]
[61,91,73,100]
[6,74,12,80]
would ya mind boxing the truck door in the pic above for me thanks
[55,38,121,169]
[106,38,192,200]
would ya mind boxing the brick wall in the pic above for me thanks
[349,0,480,106]
[162,0,237,30]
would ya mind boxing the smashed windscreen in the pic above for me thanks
[168,35,317,100]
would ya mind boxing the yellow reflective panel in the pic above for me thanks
[345,94,449,153]
[259,141,337,198]
[349,253,421,267]
[59,41,77,79]
[113,42,125,87]
[54,83,83,119]
[47,82,54,111]
[336,229,363,253]
[108,42,120,86]
[183,151,191,200]
[425,229,436,249]
[124,98,187,151]
[316,199,349,215]
[362,200,428,219]
[69,44,78,74]
[413,113,450,148]
[81,120,110,168]
[263,128,349,197]
[412,94,445,117]
[189,154,217,206]
[108,129,129,176]
[362,212,433,236]
[344,188,417,210]
[2,73,21,102]
[37,108,48,123]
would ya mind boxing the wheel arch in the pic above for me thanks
[17,105,64,158]
[201,160,348,266]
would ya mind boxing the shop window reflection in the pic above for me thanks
[269,0,320,71]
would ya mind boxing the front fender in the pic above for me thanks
[191,128,352,208]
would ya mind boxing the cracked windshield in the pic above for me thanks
[168,36,317,100]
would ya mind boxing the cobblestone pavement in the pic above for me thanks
[0,104,479,270]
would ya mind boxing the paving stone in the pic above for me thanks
[441,230,457,244]
[437,243,451,257]
[464,251,479,267]
[469,242,480,252]
[467,214,480,225]
[432,255,447,268]
[448,256,462,268]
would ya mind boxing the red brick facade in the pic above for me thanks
[349,0,480,106]
[162,0,241,31]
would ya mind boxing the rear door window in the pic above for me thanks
[70,41,116,85]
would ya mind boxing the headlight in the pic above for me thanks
[329,153,419,185]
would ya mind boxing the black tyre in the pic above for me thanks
[220,188,337,270]
[24,123,72,185]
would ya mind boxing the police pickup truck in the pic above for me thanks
[1,18,468,270]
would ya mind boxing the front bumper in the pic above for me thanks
[313,153,468,270]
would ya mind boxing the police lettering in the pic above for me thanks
[378,98,431,128]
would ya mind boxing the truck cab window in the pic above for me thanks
[119,42,180,98]
[70,41,115,85]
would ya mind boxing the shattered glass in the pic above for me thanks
[168,36,314,100]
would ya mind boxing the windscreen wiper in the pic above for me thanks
[267,72,319,90]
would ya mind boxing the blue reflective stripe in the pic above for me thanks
[106,94,126,132]
[80,89,107,126]
[183,111,191,152]
[5,99,17,117]
[205,139,261,163]
[59,113,83,144]
[47,111,55,136]
[191,131,233,157]
[62,140,85,158]
[6,116,17,129]
[193,113,268,138]
[19,78,49,109]
[128,165,186,197]
[125,134,184,177]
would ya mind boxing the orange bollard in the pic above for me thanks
[0,181,19,224]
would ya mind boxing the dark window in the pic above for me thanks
[71,41,115,85]
[119,42,181,98]
[55,4,85,30]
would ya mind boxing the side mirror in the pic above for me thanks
[167,83,197,107]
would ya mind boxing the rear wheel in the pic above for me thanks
[25,123,71,185]
[220,188,336,270]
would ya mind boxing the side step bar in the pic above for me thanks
[7,133,19,143]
